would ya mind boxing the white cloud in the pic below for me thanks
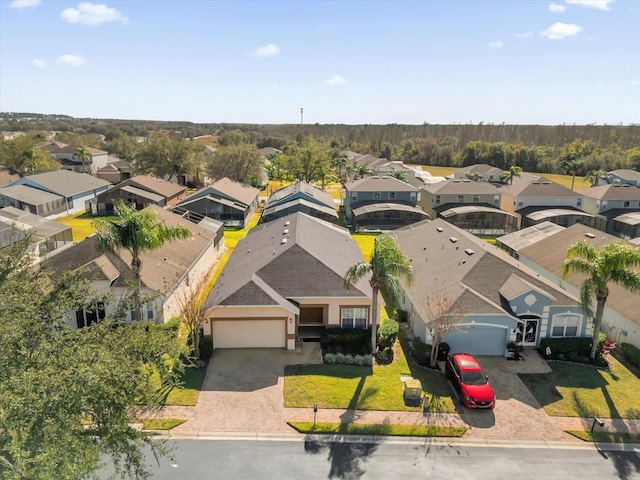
[61,2,129,26]
[565,0,614,10]
[250,44,281,57]
[9,0,41,8]
[549,3,567,12]
[56,54,86,66]
[488,41,503,50]
[325,75,347,86]
[515,31,534,39]
[31,59,47,69]
[540,22,583,39]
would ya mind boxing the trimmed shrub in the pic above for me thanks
[620,343,640,368]
[162,316,181,332]
[411,337,432,367]
[378,318,399,349]
[322,352,373,366]
[539,336,607,366]
[321,328,371,355]
[199,338,213,359]
[324,353,336,364]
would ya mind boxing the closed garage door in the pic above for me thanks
[445,325,509,356]
[212,319,286,349]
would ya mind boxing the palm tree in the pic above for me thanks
[465,171,486,182]
[561,158,586,191]
[563,240,640,361]
[331,156,349,183]
[585,169,610,187]
[345,162,358,182]
[356,163,372,180]
[93,200,192,322]
[391,169,409,183]
[314,164,338,189]
[75,146,92,174]
[344,235,414,352]
[500,165,523,185]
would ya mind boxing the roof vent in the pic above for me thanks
[284,221,290,226]
[449,237,458,243]
[283,229,289,234]
[436,227,444,232]
[281,238,287,245]
[542,181,551,185]
[465,249,475,255]
[585,232,596,238]
[532,181,540,184]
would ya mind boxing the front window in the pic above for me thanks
[457,195,464,202]
[551,314,580,337]
[373,192,381,200]
[389,192,396,200]
[341,307,368,329]
[472,195,480,202]
[624,201,630,208]
[435,195,441,204]
[351,193,357,201]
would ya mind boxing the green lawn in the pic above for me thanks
[519,357,640,419]
[538,173,591,190]
[284,338,456,413]
[565,430,640,443]
[351,233,378,262]
[152,367,207,406]
[141,418,187,430]
[413,165,455,178]
[288,422,466,437]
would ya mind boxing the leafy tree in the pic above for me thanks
[563,240,640,360]
[344,235,414,352]
[177,275,208,361]
[218,129,250,146]
[76,146,92,174]
[391,169,408,183]
[0,242,186,479]
[500,165,523,185]
[93,200,192,322]
[206,143,264,184]
[584,169,610,187]
[135,131,200,182]
[104,132,139,160]
[281,137,331,183]
[424,281,463,368]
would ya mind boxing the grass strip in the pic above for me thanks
[288,421,466,437]
[565,430,640,443]
[142,418,187,430]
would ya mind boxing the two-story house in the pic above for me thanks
[419,179,516,235]
[576,183,640,240]
[454,164,505,184]
[608,169,640,187]
[499,179,606,230]
[49,144,109,175]
[262,181,337,224]
[343,176,427,231]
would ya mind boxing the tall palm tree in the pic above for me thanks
[500,165,523,185]
[585,169,610,187]
[391,169,409,183]
[344,235,414,352]
[314,164,338,189]
[331,156,349,183]
[356,163,372,180]
[76,146,92,175]
[561,158,586,191]
[563,240,640,360]
[93,200,192,322]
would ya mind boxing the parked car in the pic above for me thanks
[445,353,495,409]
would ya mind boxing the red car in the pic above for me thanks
[445,353,495,409]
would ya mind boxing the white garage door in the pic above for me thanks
[445,326,509,356]
[212,319,286,349]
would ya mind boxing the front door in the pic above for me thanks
[516,319,539,347]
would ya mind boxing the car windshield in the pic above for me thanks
[460,371,487,385]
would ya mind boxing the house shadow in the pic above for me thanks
[303,374,379,479]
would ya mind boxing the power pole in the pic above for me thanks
[300,107,304,125]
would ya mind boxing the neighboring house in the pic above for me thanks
[454,164,505,183]
[49,144,109,175]
[517,224,640,349]
[259,147,281,160]
[262,181,337,224]
[0,165,20,186]
[45,205,224,328]
[2,170,110,219]
[499,178,606,230]
[40,141,69,154]
[96,157,132,184]
[610,212,640,241]
[93,175,186,215]
[0,206,72,259]
[419,179,516,235]
[173,177,259,228]
[343,176,427,231]
[392,218,589,356]
[203,145,217,157]
[204,212,372,350]
[495,221,566,259]
[576,183,640,237]
[608,169,640,187]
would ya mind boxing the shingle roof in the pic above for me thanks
[0,166,20,186]
[576,184,640,201]
[45,206,216,293]
[345,176,419,193]
[11,170,110,197]
[126,175,186,198]
[52,144,107,155]
[391,218,577,322]
[207,212,371,307]
[0,184,63,204]
[421,178,500,195]
[262,197,338,218]
[120,185,165,203]
[498,179,580,198]
[518,223,640,323]
[499,273,556,302]
[609,169,640,182]
[207,177,259,206]
[265,181,335,209]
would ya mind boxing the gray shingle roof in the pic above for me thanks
[498,179,580,198]
[206,177,260,206]
[207,212,371,307]
[125,175,186,198]
[421,178,500,195]
[12,170,110,197]
[576,184,640,201]
[262,197,337,219]
[265,181,335,209]
[609,169,640,182]
[345,176,418,193]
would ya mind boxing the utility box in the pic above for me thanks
[403,378,423,407]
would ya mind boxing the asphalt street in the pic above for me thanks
[100,438,640,480]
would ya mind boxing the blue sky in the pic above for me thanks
[1,0,638,124]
